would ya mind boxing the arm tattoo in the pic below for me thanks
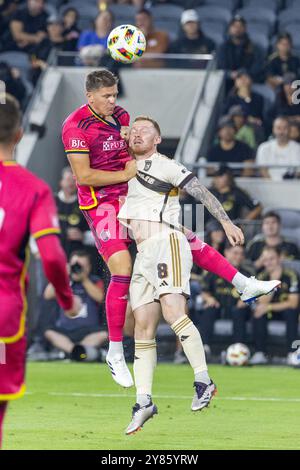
[184,176,230,224]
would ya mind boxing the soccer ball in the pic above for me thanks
[107,24,146,64]
[226,343,250,366]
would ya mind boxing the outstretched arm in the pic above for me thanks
[183,176,245,246]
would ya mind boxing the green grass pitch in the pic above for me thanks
[3,362,300,450]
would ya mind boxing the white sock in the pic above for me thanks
[195,370,210,385]
[171,315,208,377]
[107,341,124,357]
[232,272,249,293]
[134,339,157,397]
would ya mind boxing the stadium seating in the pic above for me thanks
[151,5,184,40]
[236,6,277,35]
[204,0,237,10]
[195,6,232,28]
[59,1,99,30]
[248,32,270,55]
[0,51,31,75]
[247,22,272,40]
[278,7,300,30]
[107,4,136,27]
[200,21,225,46]
[243,0,280,12]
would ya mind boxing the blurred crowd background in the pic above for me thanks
[1,0,300,366]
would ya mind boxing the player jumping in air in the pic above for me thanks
[63,70,280,389]
[117,117,281,434]
[0,95,81,449]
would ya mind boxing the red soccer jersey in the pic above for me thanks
[62,104,132,210]
[0,161,61,342]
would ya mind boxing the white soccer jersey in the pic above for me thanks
[118,152,194,227]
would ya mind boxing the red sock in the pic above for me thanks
[188,234,238,283]
[0,402,7,449]
[106,275,131,342]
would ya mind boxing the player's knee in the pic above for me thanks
[134,322,155,340]
[160,294,186,325]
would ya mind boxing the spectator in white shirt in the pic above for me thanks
[256,116,300,181]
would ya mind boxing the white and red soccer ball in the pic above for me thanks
[226,343,250,366]
[107,24,146,64]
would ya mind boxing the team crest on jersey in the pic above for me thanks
[144,160,152,172]
[100,229,111,242]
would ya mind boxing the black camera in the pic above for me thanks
[70,262,83,275]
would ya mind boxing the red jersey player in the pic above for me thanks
[0,95,81,448]
[62,70,136,388]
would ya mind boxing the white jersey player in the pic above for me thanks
[118,116,280,435]
[118,150,195,312]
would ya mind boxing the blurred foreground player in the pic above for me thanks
[0,95,81,448]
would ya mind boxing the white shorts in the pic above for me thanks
[130,230,193,311]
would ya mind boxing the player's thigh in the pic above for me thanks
[160,293,187,326]
[153,231,193,293]
[107,249,132,276]
[133,302,162,340]
[82,203,132,269]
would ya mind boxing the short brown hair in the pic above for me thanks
[0,94,22,145]
[85,70,119,92]
[134,116,161,136]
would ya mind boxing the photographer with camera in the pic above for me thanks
[44,250,107,361]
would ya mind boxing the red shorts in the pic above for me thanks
[82,199,132,262]
[0,336,26,401]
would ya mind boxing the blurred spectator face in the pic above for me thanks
[262,216,280,238]
[232,114,246,130]
[136,11,153,37]
[290,122,300,142]
[183,20,199,38]
[224,245,245,267]
[235,73,252,90]
[27,0,45,16]
[60,168,77,196]
[95,11,113,34]
[209,229,225,246]
[47,21,63,39]
[273,118,290,141]
[277,37,292,57]
[262,248,281,273]
[213,173,230,191]
[63,9,78,29]
[229,20,246,40]
[219,125,236,143]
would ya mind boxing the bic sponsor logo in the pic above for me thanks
[69,139,87,149]
[0,342,6,365]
